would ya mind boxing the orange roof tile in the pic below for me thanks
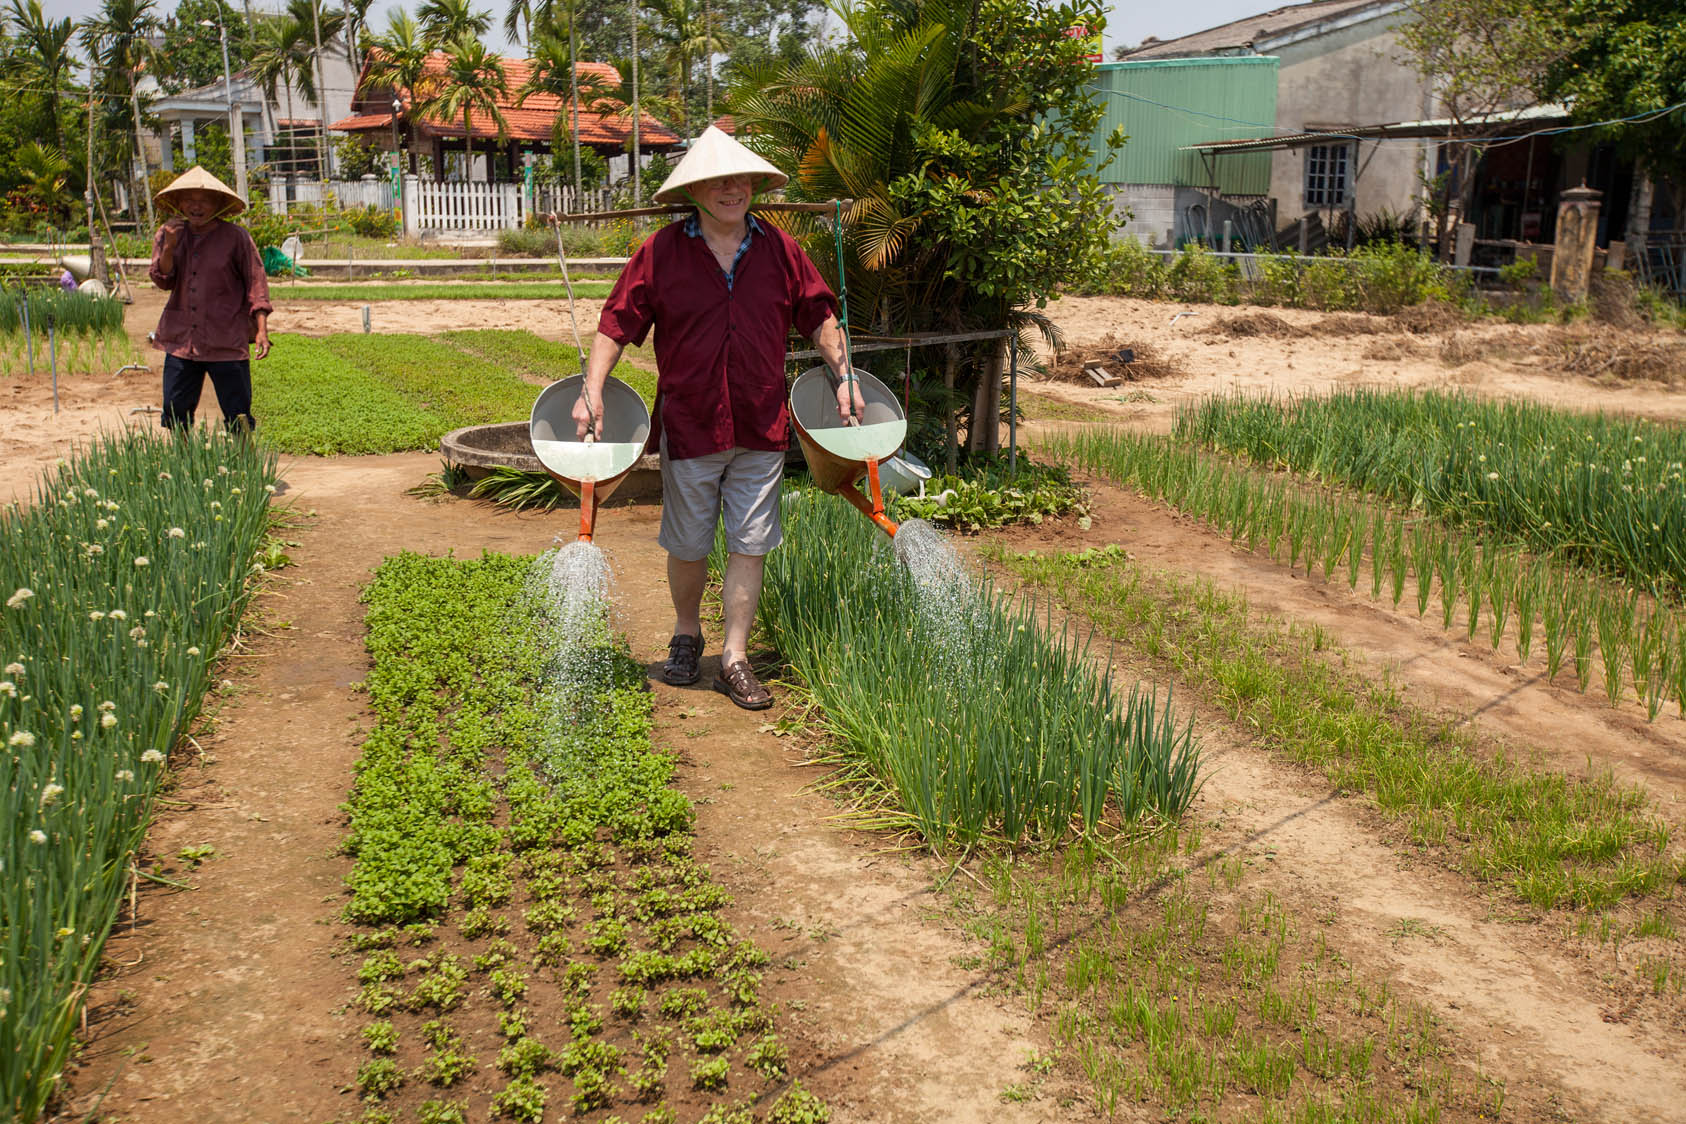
[335,51,679,148]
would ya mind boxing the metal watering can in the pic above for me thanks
[789,364,906,538]
[529,374,651,543]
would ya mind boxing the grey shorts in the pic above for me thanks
[658,438,786,560]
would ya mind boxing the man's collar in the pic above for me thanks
[684,213,763,239]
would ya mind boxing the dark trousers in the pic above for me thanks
[161,354,255,431]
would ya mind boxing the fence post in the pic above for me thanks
[402,175,419,237]
[1551,184,1602,303]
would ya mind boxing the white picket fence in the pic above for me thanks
[267,177,394,213]
[264,177,621,233]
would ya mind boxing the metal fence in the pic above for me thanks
[1632,236,1686,300]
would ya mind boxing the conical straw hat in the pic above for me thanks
[653,126,788,205]
[155,166,247,218]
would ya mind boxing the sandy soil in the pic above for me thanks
[14,286,1686,1122]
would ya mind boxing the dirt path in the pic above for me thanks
[65,453,1045,1124]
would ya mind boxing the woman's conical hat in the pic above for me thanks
[652,126,788,205]
[155,166,247,218]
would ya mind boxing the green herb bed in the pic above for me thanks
[272,281,614,302]
[255,333,542,456]
[1046,426,1686,721]
[442,328,657,406]
[759,491,1201,845]
[1179,388,1686,594]
[0,432,278,1121]
[345,552,827,1122]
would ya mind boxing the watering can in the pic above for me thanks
[529,374,651,543]
[789,364,907,538]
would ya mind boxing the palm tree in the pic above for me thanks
[284,0,345,178]
[417,0,492,48]
[248,16,317,179]
[15,140,72,220]
[340,0,372,72]
[363,9,434,173]
[417,33,507,182]
[519,27,605,190]
[79,0,160,226]
[637,0,722,134]
[6,0,76,153]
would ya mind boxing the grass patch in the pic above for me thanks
[345,551,825,1122]
[272,281,614,301]
[441,328,656,406]
[1016,391,1117,422]
[255,333,539,456]
[992,544,1684,910]
[947,836,1510,1120]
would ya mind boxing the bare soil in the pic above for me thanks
[10,287,1686,1122]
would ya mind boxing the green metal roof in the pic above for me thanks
[1088,57,1278,193]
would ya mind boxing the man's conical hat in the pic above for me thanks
[653,126,788,205]
[154,166,247,218]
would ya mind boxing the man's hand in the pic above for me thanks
[835,371,866,426]
[253,327,271,360]
[156,219,184,275]
[572,390,602,440]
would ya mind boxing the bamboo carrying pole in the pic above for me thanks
[550,199,854,223]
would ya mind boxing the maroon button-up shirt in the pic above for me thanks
[597,217,837,461]
[149,220,273,362]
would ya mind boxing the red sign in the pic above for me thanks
[1065,23,1103,63]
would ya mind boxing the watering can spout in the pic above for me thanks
[530,375,651,543]
[789,366,907,539]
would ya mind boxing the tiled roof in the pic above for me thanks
[1120,0,1397,59]
[333,51,679,148]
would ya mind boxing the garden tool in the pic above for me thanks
[529,374,650,543]
[789,364,907,538]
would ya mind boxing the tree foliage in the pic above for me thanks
[734,0,1116,336]
[155,0,252,93]
[733,0,1119,450]
[1539,0,1686,213]
[1395,0,1566,258]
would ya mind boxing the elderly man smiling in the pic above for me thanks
[577,127,861,711]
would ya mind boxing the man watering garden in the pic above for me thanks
[148,166,273,433]
[576,127,863,711]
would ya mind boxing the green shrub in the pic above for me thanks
[1167,243,1238,303]
[1087,236,1170,298]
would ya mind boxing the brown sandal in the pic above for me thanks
[713,659,773,711]
[663,634,703,685]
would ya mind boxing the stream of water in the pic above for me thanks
[891,516,990,682]
[527,540,616,757]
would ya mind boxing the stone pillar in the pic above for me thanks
[182,118,197,164]
[161,124,176,172]
[1550,184,1602,303]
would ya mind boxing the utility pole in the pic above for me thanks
[206,17,250,200]
[312,0,331,185]
[569,1,581,192]
[85,66,110,285]
[630,0,640,201]
[704,0,711,123]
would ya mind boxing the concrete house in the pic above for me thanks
[1101,0,1433,246]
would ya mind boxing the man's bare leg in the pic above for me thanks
[719,552,766,667]
[669,554,707,640]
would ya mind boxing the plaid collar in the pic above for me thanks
[685,213,762,291]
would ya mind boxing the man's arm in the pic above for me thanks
[572,331,624,440]
[811,314,865,423]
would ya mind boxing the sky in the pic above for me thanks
[47,0,1274,63]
